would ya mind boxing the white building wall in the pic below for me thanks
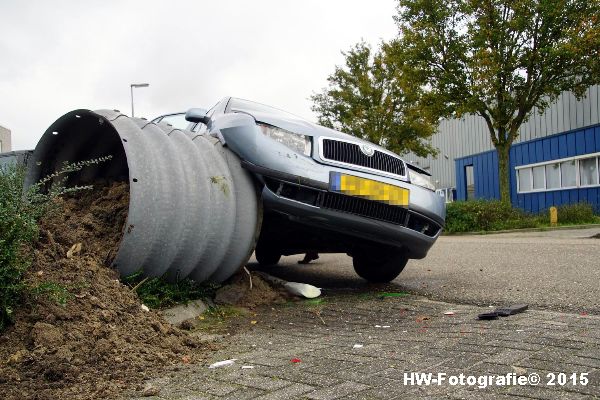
[0,125,12,153]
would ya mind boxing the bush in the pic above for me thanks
[445,200,538,233]
[445,199,599,233]
[538,203,597,225]
[0,157,111,331]
[0,165,43,330]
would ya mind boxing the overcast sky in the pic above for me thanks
[0,0,398,150]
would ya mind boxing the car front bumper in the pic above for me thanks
[242,160,444,259]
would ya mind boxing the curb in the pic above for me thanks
[442,223,600,236]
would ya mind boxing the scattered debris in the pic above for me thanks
[66,242,82,258]
[443,311,455,316]
[241,365,255,369]
[375,325,391,328]
[141,304,150,312]
[477,311,499,320]
[496,304,528,317]
[291,358,302,363]
[142,383,161,397]
[284,282,321,299]
[243,266,253,289]
[353,344,364,349]
[208,359,237,369]
[511,366,528,376]
[254,272,321,298]
[479,304,529,320]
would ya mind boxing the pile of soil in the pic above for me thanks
[214,271,288,308]
[0,182,205,399]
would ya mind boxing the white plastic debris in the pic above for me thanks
[241,365,255,369]
[443,311,455,316]
[141,304,150,312]
[208,359,237,369]
[254,272,321,298]
[284,282,321,298]
[353,344,364,349]
[375,325,391,328]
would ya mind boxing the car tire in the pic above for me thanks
[352,251,408,283]
[255,247,282,267]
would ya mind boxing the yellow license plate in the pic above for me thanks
[330,172,409,206]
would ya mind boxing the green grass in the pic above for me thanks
[29,281,72,306]
[123,270,221,309]
[194,306,248,333]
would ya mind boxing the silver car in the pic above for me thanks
[155,97,445,283]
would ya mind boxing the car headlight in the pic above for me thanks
[409,169,435,191]
[257,123,312,156]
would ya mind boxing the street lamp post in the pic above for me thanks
[130,83,149,117]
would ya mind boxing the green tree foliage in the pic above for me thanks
[392,0,600,202]
[311,42,438,157]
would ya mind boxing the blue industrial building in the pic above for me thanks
[408,85,600,213]
[455,124,600,213]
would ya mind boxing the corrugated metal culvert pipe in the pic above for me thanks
[26,109,261,283]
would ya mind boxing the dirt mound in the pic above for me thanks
[0,182,205,400]
[214,271,288,308]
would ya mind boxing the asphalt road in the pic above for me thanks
[250,227,600,315]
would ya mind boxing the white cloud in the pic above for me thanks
[0,0,397,150]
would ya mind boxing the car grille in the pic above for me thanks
[321,138,406,177]
[265,179,441,237]
[316,192,409,225]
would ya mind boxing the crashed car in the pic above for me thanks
[154,98,445,282]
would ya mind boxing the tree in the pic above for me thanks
[392,0,600,202]
[311,42,438,157]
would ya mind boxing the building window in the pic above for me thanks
[518,169,532,192]
[516,152,600,193]
[545,163,560,189]
[532,166,545,190]
[579,157,599,186]
[560,160,577,188]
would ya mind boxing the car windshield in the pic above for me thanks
[158,113,189,129]
[228,98,303,120]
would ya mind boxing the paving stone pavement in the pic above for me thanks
[130,293,600,399]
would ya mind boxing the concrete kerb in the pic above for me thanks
[442,223,600,236]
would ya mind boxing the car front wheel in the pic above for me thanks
[352,251,408,283]
[255,246,282,267]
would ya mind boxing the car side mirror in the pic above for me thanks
[185,108,210,124]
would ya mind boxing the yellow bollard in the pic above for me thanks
[550,206,558,226]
